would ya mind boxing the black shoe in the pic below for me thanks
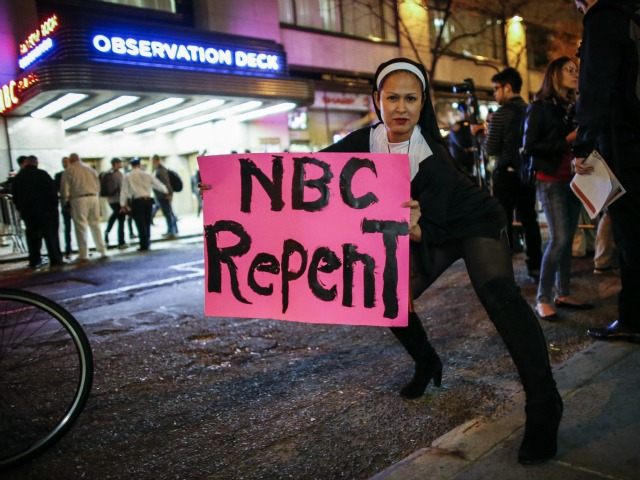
[587,320,640,343]
[399,357,443,399]
[518,390,563,464]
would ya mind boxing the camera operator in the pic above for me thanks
[485,67,542,280]
[448,79,489,186]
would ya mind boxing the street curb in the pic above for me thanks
[370,341,637,480]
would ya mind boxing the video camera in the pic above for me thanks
[451,77,480,125]
[452,78,476,95]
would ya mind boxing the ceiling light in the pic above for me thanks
[30,93,89,118]
[88,97,185,132]
[157,100,262,133]
[228,102,296,122]
[123,98,225,133]
[63,95,139,130]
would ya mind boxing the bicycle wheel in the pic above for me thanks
[0,288,93,469]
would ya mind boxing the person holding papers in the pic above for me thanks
[573,0,640,343]
[522,57,593,321]
[323,57,562,465]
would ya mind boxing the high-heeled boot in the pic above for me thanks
[476,277,562,464]
[389,311,443,399]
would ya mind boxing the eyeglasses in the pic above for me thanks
[563,66,578,75]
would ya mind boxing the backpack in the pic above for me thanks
[167,169,183,192]
[99,171,118,197]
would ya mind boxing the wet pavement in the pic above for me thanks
[0,221,628,479]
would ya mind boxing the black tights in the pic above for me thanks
[409,233,514,297]
[391,233,556,401]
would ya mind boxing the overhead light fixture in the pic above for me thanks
[88,97,185,132]
[30,93,89,118]
[123,98,226,133]
[63,95,140,130]
[228,102,296,122]
[157,100,262,133]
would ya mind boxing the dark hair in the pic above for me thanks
[534,56,577,102]
[16,155,27,166]
[111,157,121,165]
[372,57,444,145]
[491,67,523,94]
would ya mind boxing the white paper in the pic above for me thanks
[570,150,626,219]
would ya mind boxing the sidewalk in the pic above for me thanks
[0,213,205,268]
[371,340,640,480]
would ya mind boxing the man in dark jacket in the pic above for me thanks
[573,0,640,342]
[486,67,542,279]
[11,155,64,268]
[152,154,178,238]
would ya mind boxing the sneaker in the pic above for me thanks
[118,243,128,249]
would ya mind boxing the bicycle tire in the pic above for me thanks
[0,288,93,469]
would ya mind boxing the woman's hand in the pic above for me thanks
[573,157,594,175]
[402,199,422,242]
[198,183,212,196]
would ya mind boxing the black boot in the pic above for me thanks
[519,390,563,464]
[476,277,562,464]
[390,311,442,399]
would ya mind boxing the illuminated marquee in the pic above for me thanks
[0,74,38,114]
[18,14,59,70]
[91,34,281,73]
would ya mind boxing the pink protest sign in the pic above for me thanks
[198,152,410,327]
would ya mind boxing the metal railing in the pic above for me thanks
[0,194,27,253]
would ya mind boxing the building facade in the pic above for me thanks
[0,0,582,215]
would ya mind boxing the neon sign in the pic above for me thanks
[0,74,38,114]
[91,33,282,73]
[18,14,59,70]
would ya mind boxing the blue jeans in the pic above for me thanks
[156,195,178,235]
[536,181,581,303]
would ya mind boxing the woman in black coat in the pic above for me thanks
[522,56,590,321]
[323,57,561,465]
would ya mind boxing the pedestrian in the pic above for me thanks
[102,157,127,249]
[120,157,168,251]
[1,155,28,194]
[485,67,542,280]
[191,169,202,216]
[60,152,107,262]
[151,154,178,238]
[522,56,593,321]
[573,0,640,342]
[11,155,64,268]
[54,156,73,258]
[322,57,562,465]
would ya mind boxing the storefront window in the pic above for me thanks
[429,7,504,61]
[526,23,549,71]
[526,23,579,71]
[278,0,397,43]
[87,0,177,13]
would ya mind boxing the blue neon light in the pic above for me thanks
[91,34,281,73]
[19,37,55,70]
